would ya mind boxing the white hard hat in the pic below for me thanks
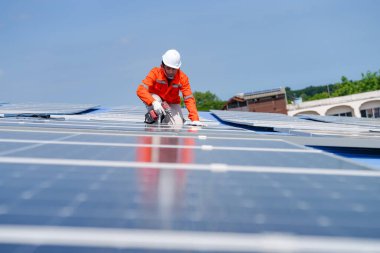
[162,49,182,69]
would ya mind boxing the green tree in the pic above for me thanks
[286,70,380,103]
[182,90,225,111]
[333,76,354,96]
[285,87,295,103]
[308,92,330,100]
[360,71,380,91]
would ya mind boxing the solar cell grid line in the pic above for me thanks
[0,136,310,149]
[0,156,377,176]
[0,126,238,138]
[1,123,379,152]
[0,126,258,140]
[0,127,288,147]
[0,125,261,140]
[0,120,152,130]
[0,120,144,129]
[1,123,380,152]
[0,116,217,129]
[0,141,371,170]
[0,140,325,164]
[0,124,253,139]
[1,226,380,252]
[0,133,82,156]
[1,119,276,146]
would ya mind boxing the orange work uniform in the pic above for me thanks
[136,67,199,121]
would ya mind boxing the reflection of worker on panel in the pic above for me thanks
[136,136,194,228]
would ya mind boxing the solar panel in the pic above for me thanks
[241,88,283,97]
[211,110,380,137]
[0,104,380,253]
[298,114,380,127]
[0,103,100,117]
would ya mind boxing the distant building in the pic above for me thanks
[223,88,288,114]
[287,90,380,118]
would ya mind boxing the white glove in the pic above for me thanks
[152,101,166,115]
[186,120,207,126]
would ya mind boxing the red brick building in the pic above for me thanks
[223,88,288,114]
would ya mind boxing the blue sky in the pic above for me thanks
[1,0,379,106]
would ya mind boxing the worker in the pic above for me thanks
[136,49,205,126]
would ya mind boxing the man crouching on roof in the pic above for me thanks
[136,49,205,126]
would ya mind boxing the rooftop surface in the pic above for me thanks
[0,103,379,253]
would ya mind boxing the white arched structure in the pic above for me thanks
[359,100,380,118]
[293,110,319,116]
[325,105,354,116]
[287,90,380,118]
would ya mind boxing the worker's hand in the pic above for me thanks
[186,121,207,127]
[152,100,166,115]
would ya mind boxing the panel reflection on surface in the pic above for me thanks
[3,135,367,170]
[0,163,379,238]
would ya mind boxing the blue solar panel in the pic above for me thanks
[1,164,379,234]
[0,105,379,252]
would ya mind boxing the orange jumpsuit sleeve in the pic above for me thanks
[136,68,157,106]
[180,75,200,121]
